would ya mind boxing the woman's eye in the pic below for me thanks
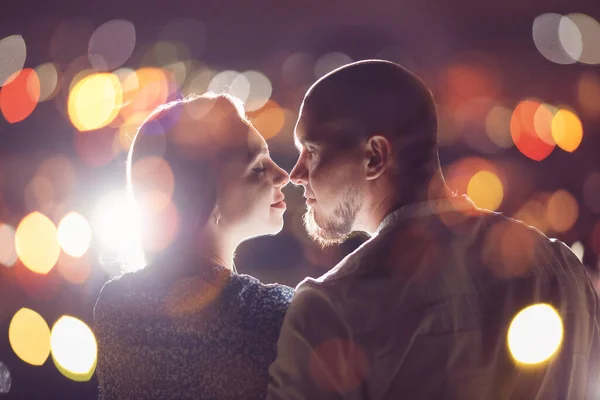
[252,167,267,173]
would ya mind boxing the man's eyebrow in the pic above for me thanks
[294,137,320,151]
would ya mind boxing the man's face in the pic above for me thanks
[289,106,365,247]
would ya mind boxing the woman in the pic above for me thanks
[94,93,293,400]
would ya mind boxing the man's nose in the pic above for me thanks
[289,159,307,186]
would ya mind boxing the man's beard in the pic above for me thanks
[302,187,361,248]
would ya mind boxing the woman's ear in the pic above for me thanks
[365,135,392,181]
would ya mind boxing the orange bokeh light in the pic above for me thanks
[546,190,579,233]
[68,73,123,131]
[250,100,285,140]
[0,68,40,123]
[551,109,583,153]
[510,100,556,161]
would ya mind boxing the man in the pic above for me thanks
[267,60,600,399]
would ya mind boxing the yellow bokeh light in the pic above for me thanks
[551,109,583,152]
[68,73,123,131]
[467,170,504,211]
[57,212,92,257]
[15,212,60,274]
[50,316,97,382]
[251,100,285,140]
[546,189,579,232]
[9,308,51,366]
[508,303,563,365]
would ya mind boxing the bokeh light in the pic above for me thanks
[74,126,118,167]
[507,303,563,365]
[50,316,97,382]
[0,224,17,267]
[467,170,504,211]
[250,100,286,140]
[15,211,60,274]
[510,99,555,161]
[88,19,136,71]
[57,252,92,285]
[0,35,26,86]
[532,103,557,145]
[551,109,583,152]
[208,70,250,102]
[582,171,600,213]
[49,17,95,65]
[0,68,40,123]
[0,361,11,394]
[57,212,92,257]
[182,67,215,96]
[35,63,59,102]
[564,13,600,64]
[558,15,583,62]
[119,67,169,120]
[68,72,123,131]
[513,195,551,234]
[9,308,51,366]
[314,52,353,79]
[281,52,317,86]
[546,190,579,232]
[578,72,600,118]
[485,105,514,148]
[533,14,578,64]
[242,70,273,112]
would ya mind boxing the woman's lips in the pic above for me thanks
[271,200,287,209]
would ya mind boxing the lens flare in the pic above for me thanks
[9,308,51,366]
[508,303,563,365]
[50,316,97,381]
[15,212,60,274]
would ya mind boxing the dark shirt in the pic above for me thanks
[94,263,293,400]
[268,196,600,400]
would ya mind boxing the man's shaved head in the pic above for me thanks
[291,60,442,243]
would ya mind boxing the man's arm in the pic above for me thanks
[267,280,368,400]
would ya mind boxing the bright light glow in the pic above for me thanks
[508,303,563,365]
[68,73,123,131]
[467,170,504,211]
[9,308,51,366]
[130,157,175,213]
[0,68,40,123]
[15,212,60,274]
[57,212,92,257]
[551,109,583,152]
[0,35,26,86]
[92,192,140,252]
[50,316,97,381]
[0,224,17,267]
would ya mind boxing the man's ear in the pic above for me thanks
[364,135,392,181]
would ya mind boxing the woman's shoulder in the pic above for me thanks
[232,273,294,309]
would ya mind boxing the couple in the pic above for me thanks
[94,60,600,399]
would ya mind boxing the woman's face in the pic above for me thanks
[216,124,289,241]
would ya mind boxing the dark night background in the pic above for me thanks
[1,0,599,398]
